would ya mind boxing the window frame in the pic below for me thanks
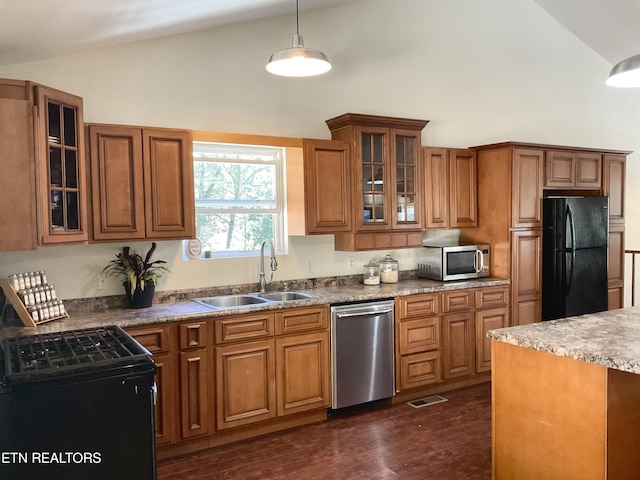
[190,140,288,259]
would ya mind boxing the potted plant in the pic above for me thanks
[102,243,170,308]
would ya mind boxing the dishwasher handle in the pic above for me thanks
[334,307,394,318]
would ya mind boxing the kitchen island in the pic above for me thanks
[489,307,640,480]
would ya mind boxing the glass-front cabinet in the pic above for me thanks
[36,85,87,244]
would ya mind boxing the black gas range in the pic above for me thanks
[0,325,157,480]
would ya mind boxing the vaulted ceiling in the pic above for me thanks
[0,0,636,67]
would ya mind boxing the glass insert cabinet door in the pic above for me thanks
[361,131,387,224]
[393,131,420,226]
[37,86,87,244]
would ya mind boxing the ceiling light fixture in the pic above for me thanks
[606,53,640,88]
[266,0,331,77]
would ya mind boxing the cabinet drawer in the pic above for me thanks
[128,324,172,354]
[475,286,509,309]
[398,317,440,355]
[215,313,275,344]
[179,321,208,349]
[442,290,474,312]
[398,351,441,390]
[396,293,439,320]
[275,306,328,335]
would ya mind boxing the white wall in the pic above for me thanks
[1,0,639,301]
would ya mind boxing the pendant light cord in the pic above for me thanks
[296,0,299,36]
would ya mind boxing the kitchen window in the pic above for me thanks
[190,141,287,258]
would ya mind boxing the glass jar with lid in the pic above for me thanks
[363,261,380,285]
[379,254,399,283]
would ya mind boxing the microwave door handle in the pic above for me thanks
[474,250,483,273]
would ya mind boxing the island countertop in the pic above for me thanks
[488,306,640,374]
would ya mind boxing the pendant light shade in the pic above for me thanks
[606,53,640,88]
[266,1,331,77]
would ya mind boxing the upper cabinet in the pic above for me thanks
[545,150,602,189]
[424,147,477,229]
[0,79,88,251]
[323,113,429,251]
[36,85,88,244]
[86,124,195,241]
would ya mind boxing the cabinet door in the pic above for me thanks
[442,312,474,379]
[511,230,542,325]
[398,317,440,355]
[423,147,449,228]
[608,225,624,309]
[142,129,195,239]
[390,128,423,230]
[87,124,145,240]
[35,85,88,244]
[0,93,37,251]
[512,148,543,228]
[153,352,177,446]
[545,150,575,188]
[179,349,209,439]
[276,331,330,416]
[448,149,477,228]
[398,351,441,390]
[355,125,392,230]
[215,340,276,430]
[302,139,352,233]
[575,153,601,188]
[475,307,507,372]
[604,154,626,225]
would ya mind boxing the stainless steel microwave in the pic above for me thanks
[419,244,490,281]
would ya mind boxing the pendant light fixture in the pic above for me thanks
[606,53,640,88]
[266,0,331,77]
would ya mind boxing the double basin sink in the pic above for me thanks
[194,291,315,310]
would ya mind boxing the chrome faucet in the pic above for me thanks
[258,239,278,292]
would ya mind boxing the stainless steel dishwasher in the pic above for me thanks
[331,300,395,409]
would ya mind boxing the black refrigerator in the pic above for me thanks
[542,196,609,321]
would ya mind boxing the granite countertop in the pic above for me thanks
[0,277,509,340]
[488,307,640,374]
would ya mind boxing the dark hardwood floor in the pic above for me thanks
[158,382,491,480]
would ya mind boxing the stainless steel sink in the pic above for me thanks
[255,291,314,301]
[194,291,315,310]
[195,295,269,309]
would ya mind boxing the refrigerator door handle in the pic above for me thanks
[565,204,576,293]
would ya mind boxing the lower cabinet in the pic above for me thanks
[179,348,209,439]
[215,339,276,430]
[395,285,509,399]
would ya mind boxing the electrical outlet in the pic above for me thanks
[347,256,355,270]
[305,258,313,273]
[97,275,107,291]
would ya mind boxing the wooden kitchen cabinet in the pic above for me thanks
[301,138,352,234]
[545,150,602,189]
[0,79,88,250]
[604,154,626,309]
[178,321,209,439]
[215,339,276,430]
[215,305,330,430]
[511,229,542,326]
[86,123,195,241]
[442,311,475,379]
[36,85,88,244]
[325,113,429,251]
[512,148,544,229]
[424,147,477,229]
[474,286,509,373]
[395,293,442,392]
[276,331,330,416]
[179,348,209,439]
[126,324,177,447]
